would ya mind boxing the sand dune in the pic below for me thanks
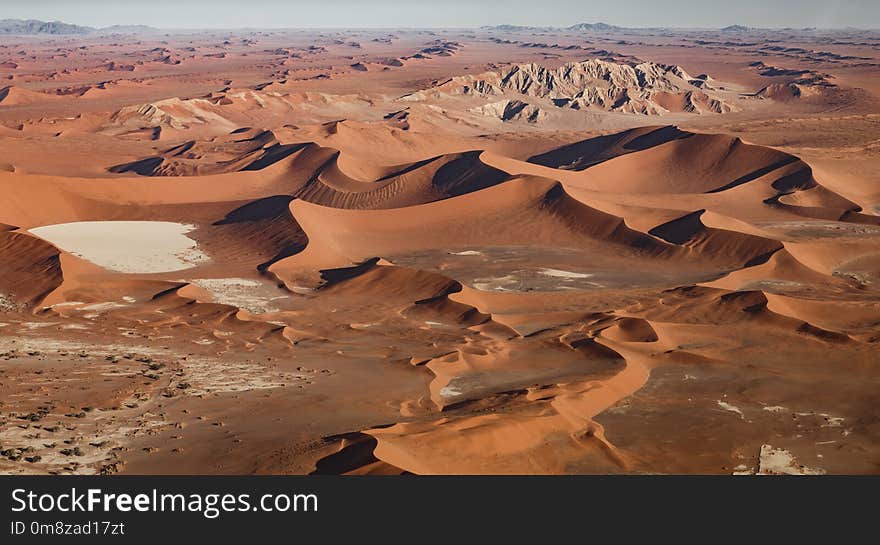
[0,229,63,308]
[0,85,59,106]
[527,125,691,170]
[570,133,809,194]
[109,129,310,176]
[0,27,878,476]
[269,175,677,288]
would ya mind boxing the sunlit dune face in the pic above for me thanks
[0,21,878,477]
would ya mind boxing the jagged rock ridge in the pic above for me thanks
[402,58,738,116]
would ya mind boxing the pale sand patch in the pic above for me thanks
[80,302,127,312]
[539,268,594,279]
[796,412,846,428]
[0,293,19,312]
[30,221,209,273]
[48,301,86,309]
[717,400,745,419]
[439,385,464,399]
[350,322,380,330]
[732,445,826,475]
[472,274,518,292]
[0,409,169,476]
[186,278,286,314]
[0,336,311,403]
[757,445,825,475]
[22,322,58,330]
[289,286,315,295]
[176,360,308,396]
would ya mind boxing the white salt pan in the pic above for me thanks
[539,268,593,279]
[30,221,209,274]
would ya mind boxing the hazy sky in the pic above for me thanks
[2,0,879,29]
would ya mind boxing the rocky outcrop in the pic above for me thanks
[401,59,737,115]
[469,99,545,122]
[0,18,93,35]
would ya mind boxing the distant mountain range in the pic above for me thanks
[101,25,160,34]
[482,22,623,32]
[0,19,92,35]
[484,22,830,33]
[0,18,858,36]
[0,19,159,35]
[566,22,620,31]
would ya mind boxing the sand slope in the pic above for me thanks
[0,29,878,475]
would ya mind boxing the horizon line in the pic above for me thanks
[8,26,880,32]
[2,18,878,32]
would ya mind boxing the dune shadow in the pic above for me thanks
[527,125,692,171]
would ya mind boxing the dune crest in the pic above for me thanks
[0,25,878,476]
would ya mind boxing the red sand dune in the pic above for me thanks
[0,26,878,476]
